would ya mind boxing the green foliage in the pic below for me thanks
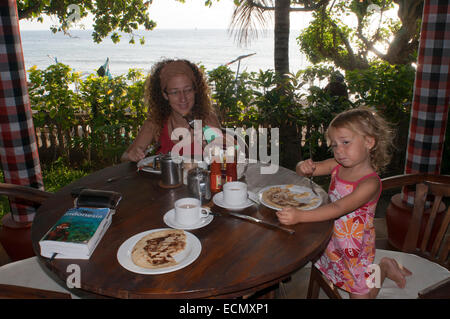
[25,60,436,176]
[28,64,147,168]
[299,10,353,67]
[0,158,90,220]
[208,66,253,126]
[345,61,415,122]
[298,61,416,175]
[77,70,147,165]
[296,65,353,159]
[209,67,306,129]
[17,0,156,44]
[208,65,340,168]
[28,63,81,129]
[41,158,90,193]
[298,0,421,70]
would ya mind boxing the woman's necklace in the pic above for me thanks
[169,113,192,142]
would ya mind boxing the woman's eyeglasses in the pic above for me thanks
[165,87,195,98]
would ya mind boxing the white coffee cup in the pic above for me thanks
[223,181,248,206]
[174,197,210,226]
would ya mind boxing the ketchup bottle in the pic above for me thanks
[210,156,222,193]
[226,156,237,182]
[225,151,237,182]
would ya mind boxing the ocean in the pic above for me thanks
[20,29,310,78]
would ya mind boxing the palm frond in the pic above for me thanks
[228,0,274,47]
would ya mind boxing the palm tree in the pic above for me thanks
[229,0,329,76]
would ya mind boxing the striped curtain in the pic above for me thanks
[403,0,450,205]
[0,0,44,222]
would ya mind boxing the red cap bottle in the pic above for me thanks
[210,156,222,193]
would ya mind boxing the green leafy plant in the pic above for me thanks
[41,158,90,193]
[0,158,90,221]
[28,64,146,169]
[28,63,81,129]
[346,61,415,121]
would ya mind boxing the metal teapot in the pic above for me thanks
[187,167,211,204]
[158,153,183,187]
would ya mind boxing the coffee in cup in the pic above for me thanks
[223,181,248,206]
[174,197,210,226]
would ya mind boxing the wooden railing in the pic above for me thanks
[34,113,141,166]
[33,112,333,169]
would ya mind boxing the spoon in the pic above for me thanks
[247,192,260,205]
[308,140,319,196]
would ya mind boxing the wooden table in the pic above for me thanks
[31,162,333,298]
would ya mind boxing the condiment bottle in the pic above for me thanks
[220,148,227,184]
[225,147,237,182]
[210,156,222,193]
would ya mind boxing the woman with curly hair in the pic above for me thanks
[121,59,221,162]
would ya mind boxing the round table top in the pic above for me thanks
[31,162,333,298]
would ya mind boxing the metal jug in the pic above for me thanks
[159,154,183,187]
[187,167,211,204]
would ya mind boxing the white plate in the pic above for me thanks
[212,191,255,210]
[258,185,322,211]
[163,209,213,230]
[137,155,161,174]
[117,228,201,275]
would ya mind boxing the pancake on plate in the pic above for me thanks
[131,229,186,269]
[262,186,314,209]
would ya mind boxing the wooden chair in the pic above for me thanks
[307,174,450,299]
[0,182,74,298]
[0,182,51,261]
[0,182,51,205]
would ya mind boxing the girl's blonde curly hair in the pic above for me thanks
[326,107,395,173]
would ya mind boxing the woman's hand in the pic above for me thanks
[123,146,146,162]
[296,159,316,177]
[121,120,156,163]
[276,207,302,225]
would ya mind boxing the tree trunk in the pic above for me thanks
[274,1,299,169]
[274,0,290,76]
[385,0,423,65]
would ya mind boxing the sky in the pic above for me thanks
[19,0,313,31]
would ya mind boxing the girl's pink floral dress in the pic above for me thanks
[314,165,381,295]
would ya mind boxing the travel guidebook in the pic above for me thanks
[39,207,112,259]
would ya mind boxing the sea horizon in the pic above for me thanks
[20,28,311,77]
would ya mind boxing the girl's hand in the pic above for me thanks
[296,159,316,177]
[276,207,302,225]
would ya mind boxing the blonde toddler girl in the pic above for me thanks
[276,107,412,298]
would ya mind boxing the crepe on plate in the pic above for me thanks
[262,186,319,209]
[131,229,187,269]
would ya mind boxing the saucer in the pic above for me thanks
[212,192,255,211]
[163,209,213,230]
